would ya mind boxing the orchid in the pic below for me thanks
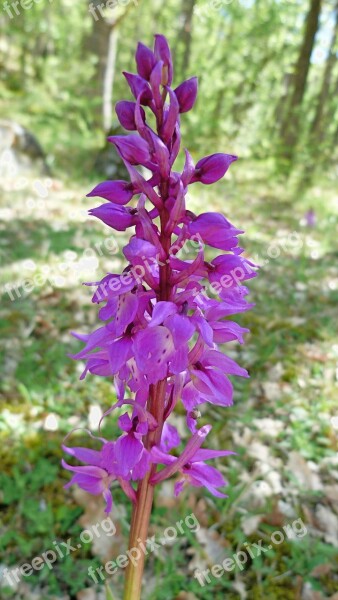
[63,34,256,600]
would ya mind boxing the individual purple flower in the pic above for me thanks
[151,424,235,497]
[115,404,156,478]
[123,72,153,105]
[135,42,156,81]
[305,208,316,227]
[62,440,134,513]
[190,153,238,184]
[188,212,243,250]
[154,34,173,85]
[174,77,198,113]
[89,203,138,231]
[87,179,134,204]
[108,134,152,167]
[116,101,146,131]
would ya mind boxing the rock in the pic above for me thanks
[302,582,325,600]
[315,504,338,547]
[76,589,97,600]
[241,514,262,535]
[253,417,284,437]
[287,451,323,491]
[0,119,51,176]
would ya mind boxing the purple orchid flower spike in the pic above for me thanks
[64,34,256,600]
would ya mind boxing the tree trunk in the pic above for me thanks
[177,0,195,78]
[310,1,338,141]
[279,0,322,161]
[85,1,112,130]
[102,26,119,132]
[85,1,135,132]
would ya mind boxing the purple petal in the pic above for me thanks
[118,412,132,433]
[165,314,195,347]
[99,297,118,321]
[123,72,152,105]
[87,180,133,205]
[131,450,150,480]
[103,488,113,513]
[212,321,249,344]
[150,61,163,108]
[133,325,175,373]
[150,301,177,327]
[89,204,137,231]
[174,77,198,113]
[124,162,161,208]
[115,434,143,476]
[193,449,235,461]
[135,42,156,80]
[62,445,102,467]
[61,459,107,480]
[188,212,242,250]
[70,326,110,360]
[161,87,180,141]
[174,480,185,496]
[123,237,158,263]
[91,273,136,303]
[150,446,176,466]
[203,349,249,377]
[191,153,237,185]
[181,149,195,186]
[115,292,138,337]
[192,369,234,406]
[64,473,104,495]
[187,463,228,497]
[100,442,117,474]
[108,134,151,166]
[170,345,189,374]
[160,423,181,452]
[191,314,214,347]
[147,130,170,177]
[151,425,212,484]
[108,337,133,374]
[115,101,145,131]
[154,34,173,85]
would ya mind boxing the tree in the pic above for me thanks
[85,1,136,133]
[310,1,338,142]
[176,0,195,78]
[279,0,322,163]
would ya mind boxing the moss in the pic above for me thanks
[248,583,297,599]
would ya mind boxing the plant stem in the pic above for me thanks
[123,379,166,599]
[123,198,171,600]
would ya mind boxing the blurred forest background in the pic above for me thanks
[0,1,338,599]
[1,0,338,178]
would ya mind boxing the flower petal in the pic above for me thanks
[115,434,143,476]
